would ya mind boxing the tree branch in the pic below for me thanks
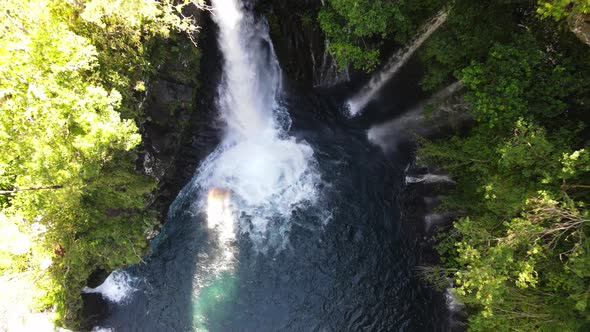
[0,185,63,195]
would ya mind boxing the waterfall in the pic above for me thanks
[210,0,279,140]
[367,81,462,152]
[346,10,448,117]
[406,174,455,184]
[194,0,320,252]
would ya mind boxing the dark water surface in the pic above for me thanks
[98,89,451,331]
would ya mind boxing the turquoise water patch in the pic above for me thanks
[193,272,238,331]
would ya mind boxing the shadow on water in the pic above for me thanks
[103,204,202,331]
[100,190,237,331]
[96,11,225,331]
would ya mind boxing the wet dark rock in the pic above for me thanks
[258,0,349,90]
[86,269,109,288]
[569,12,590,46]
[137,12,223,223]
[80,293,108,331]
[402,164,466,331]
[82,266,110,329]
[81,10,224,328]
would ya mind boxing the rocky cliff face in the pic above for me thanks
[82,12,224,329]
[138,12,223,228]
[569,12,590,46]
[258,0,349,90]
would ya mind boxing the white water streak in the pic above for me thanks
[367,81,462,152]
[445,287,464,313]
[347,10,448,117]
[406,174,454,184]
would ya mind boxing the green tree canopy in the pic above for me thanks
[318,0,445,71]
[0,0,202,328]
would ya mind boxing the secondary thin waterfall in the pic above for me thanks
[367,81,462,152]
[346,10,448,117]
[195,0,320,252]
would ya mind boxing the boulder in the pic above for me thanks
[569,12,590,46]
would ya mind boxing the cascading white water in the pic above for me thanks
[195,0,320,251]
[367,81,462,152]
[406,174,455,184]
[211,0,277,140]
[346,10,448,117]
[82,270,138,304]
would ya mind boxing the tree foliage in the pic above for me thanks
[459,31,590,129]
[415,1,590,330]
[0,0,202,328]
[318,0,444,71]
[537,0,590,21]
[318,0,590,330]
[422,127,590,330]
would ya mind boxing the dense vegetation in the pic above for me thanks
[2,0,588,330]
[0,0,201,328]
[320,0,590,331]
[318,0,443,70]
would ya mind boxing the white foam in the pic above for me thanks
[200,0,321,251]
[83,270,137,304]
[445,287,463,312]
[91,327,114,332]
